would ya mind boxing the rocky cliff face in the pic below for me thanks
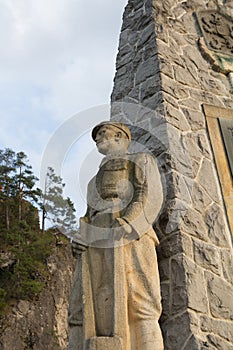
[0,242,75,350]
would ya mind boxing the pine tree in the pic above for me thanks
[13,152,41,222]
[60,197,77,237]
[42,167,78,236]
[0,148,16,229]
[0,148,42,229]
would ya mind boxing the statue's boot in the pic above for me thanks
[68,326,83,350]
[134,320,164,350]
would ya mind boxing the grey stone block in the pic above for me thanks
[221,97,233,110]
[159,199,189,235]
[155,23,169,43]
[128,86,140,101]
[141,92,164,110]
[196,159,221,203]
[157,232,193,260]
[119,30,139,48]
[174,65,200,88]
[157,38,184,67]
[162,134,194,178]
[161,74,189,99]
[138,22,156,48]
[169,12,197,34]
[181,108,205,130]
[160,282,170,321]
[190,181,212,213]
[183,335,202,350]
[143,36,158,61]
[140,76,161,101]
[163,91,179,108]
[182,132,206,164]
[135,56,160,84]
[181,208,209,241]
[221,249,233,285]
[189,88,224,107]
[164,104,190,131]
[207,334,233,350]
[132,11,152,31]
[159,56,174,79]
[182,45,209,72]
[122,8,144,31]
[193,239,220,274]
[111,75,134,100]
[200,73,228,96]
[171,255,208,314]
[197,131,212,159]
[158,258,170,282]
[133,0,144,12]
[170,30,196,47]
[118,29,130,48]
[166,171,192,203]
[205,203,229,247]
[115,52,132,69]
[200,315,233,343]
[206,272,233,320]
[162,312,194,350]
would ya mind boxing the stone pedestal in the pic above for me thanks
[85,336,123,350]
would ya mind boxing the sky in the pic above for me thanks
[0,0,128,220]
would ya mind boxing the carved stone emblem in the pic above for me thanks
[197,10,233,56]
[196,9,233,91]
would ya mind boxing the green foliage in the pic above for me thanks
[0,148,76,314]
[42,167,78,236]
[0,148,41,229]
[0,228,58,314]
[0,148,78,237]
[0,288,7,313]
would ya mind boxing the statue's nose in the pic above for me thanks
[95,134,101,142]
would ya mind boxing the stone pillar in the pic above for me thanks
[111,0,233,349]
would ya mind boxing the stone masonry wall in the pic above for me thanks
[111,0,233,349]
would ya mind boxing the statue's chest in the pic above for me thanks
[96,159,133,199]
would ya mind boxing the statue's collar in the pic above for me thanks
[99,152,129,167]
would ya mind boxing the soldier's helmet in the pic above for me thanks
[92,121,131,142]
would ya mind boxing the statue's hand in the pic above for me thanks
[111,218,132,241]
[71,241,87,258]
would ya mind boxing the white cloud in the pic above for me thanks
[0,0,128,223]
[0,0,127,178]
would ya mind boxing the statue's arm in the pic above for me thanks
[120,153,163,239]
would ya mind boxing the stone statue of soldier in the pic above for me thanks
[68,121,164,350]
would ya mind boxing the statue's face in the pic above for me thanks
[95,125,128,155]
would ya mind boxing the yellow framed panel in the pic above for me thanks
[203,104,233,235]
